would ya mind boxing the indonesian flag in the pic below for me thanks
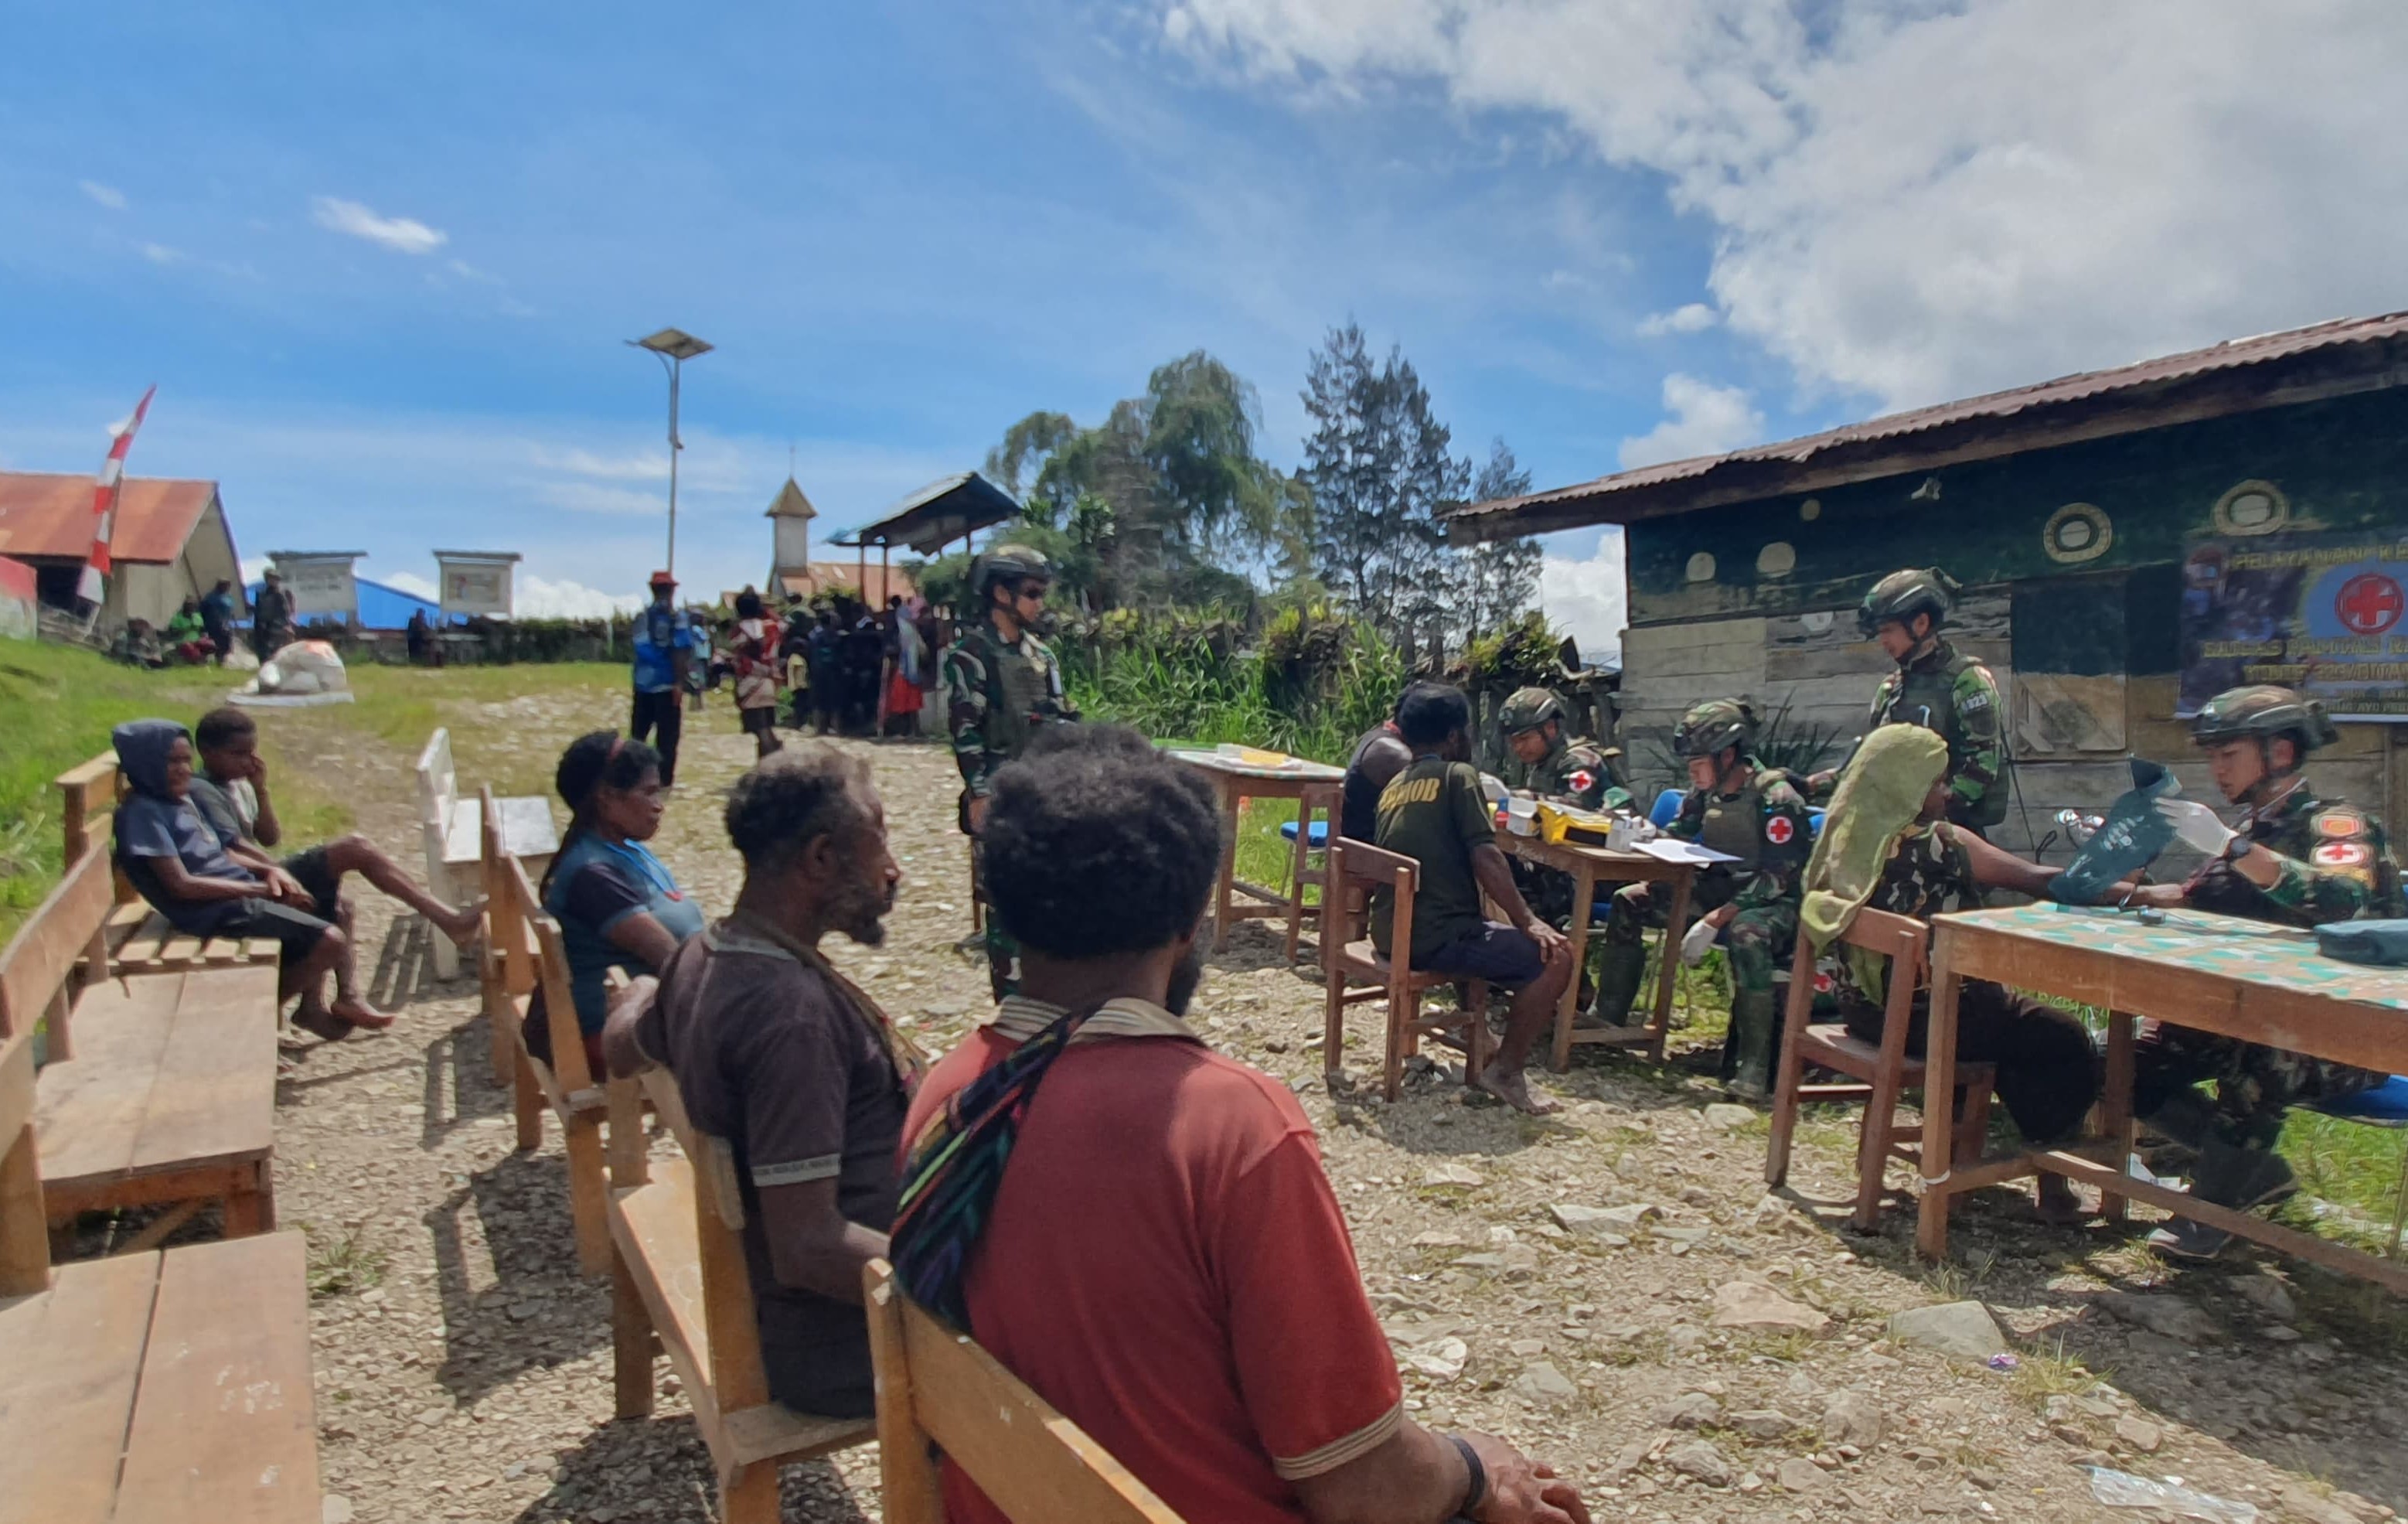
[77,385,158,613]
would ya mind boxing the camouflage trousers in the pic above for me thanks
[1599,878,1797,1001]
[2133,1024,2382,1151]
[966,827,1019,1001]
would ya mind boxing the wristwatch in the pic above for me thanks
[2220,834,2253,865]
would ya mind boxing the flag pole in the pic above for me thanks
[77,385,158,634]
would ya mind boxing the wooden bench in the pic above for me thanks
[2,844,281,1246]
[55,753,282,977]
[0,1025,321,1522]
[418,728,557,979]
[865,1260,1186,1523]
[1763,905,1997,1231]
[1321,837,1490,1101]
[608,1065,874,1522]
[478,788,615,1276]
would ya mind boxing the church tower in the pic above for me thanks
[765,476,818,595]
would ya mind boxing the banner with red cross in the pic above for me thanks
[2178,530,2408,721]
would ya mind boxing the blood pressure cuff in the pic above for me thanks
[2046,757,2179,905]
[2314,919,2408,967]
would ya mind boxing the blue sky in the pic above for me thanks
[5,2,2402,649]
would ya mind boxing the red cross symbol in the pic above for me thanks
[2335,572,2403,636]
[1766,816,1796,845]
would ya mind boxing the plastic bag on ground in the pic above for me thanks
[2088,1467,2258,1523]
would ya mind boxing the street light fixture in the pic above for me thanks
[627,327,714,576]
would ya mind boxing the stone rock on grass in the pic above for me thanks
[1711,1280,1830,1335]
[1654,1391,1724,1430]
[2114,1416,2164,1454]
[1548,1203,1636,1242]
[2233,1273,2298,1323]
[2282,1488,2363,1524]
[1665,1440,1735,1488]
[1729,1409,1804,1441]
[1592,1202,1663,1229]
[1821,1389,1887,1447]
[1776,1458,1827,1492]
[1423,1163,1485,1188]
[2098,1291,2220,1345]
[1887,1300,2005,1361]
[1511,1361,1579,1405]
[1703,1103,1757,1131]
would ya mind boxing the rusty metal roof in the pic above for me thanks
[1452,310,2408,538]
[0,471,220,562]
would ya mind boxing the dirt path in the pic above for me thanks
[241,691,2406,1524]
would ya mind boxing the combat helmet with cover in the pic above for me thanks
[2191,684,2339,762]
[1857,567,1960,638]
[1499,686,1570,737]
[973,544,1054,602]
[1674,698,1756,759]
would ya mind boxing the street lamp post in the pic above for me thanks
[626,327,714,576]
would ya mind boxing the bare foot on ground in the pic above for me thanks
[329,997,393,1031]
[1471,1064,1560,1115]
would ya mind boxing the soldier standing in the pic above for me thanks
[942,545,1078,995]
[1499,686,1631,811]
[1814,568,2008,834]
[1592,700,1811,1098]
[2126,684,2402,1258]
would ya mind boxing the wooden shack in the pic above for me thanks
[1453,312,2408,854]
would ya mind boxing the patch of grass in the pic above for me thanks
[305,1224,387,1298]
[1744,1329,1820,1363]
[2008,1333,2103,1410]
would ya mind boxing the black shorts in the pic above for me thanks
[741,705,778,736]
[1415,921,1546,986]
[280,847,343,919]
[215,898,335,967]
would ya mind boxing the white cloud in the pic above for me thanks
[379,571,439,600]
[516,575,645,619]
[537,480,675,517]
[140,243,182,265]
[1616,373,1763,469]
[240,557,271,585]
[1637,302,1716,337]
[532,446,669,482]
[445,258,502,285]
[310,196,448,256]
[80,180,127,210]
[1538,531,1626,664]
[1158,1,2408,411]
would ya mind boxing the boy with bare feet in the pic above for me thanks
[1371,684,1573,1114]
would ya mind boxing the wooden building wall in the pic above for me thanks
[1613,388,2408,861]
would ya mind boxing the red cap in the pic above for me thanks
[648,570,676,587]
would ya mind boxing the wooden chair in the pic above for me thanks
[0,1021,322,1520]
[418,728,557,978]
[1322,837,1490,1101]
[478,788,615,1276]
[1280,784,1340,966]
[3,844,282,1250]
[1764,905,1996,1231]
[608,1066,874,1522]
[53,752,282,976]
[864,1260,1187,1523]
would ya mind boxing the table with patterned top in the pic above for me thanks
[1919,901,2408,1290]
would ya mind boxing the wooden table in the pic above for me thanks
[1169,750,1349,953]
[1496,832,1698,1071]
[0,1232,320,1522]
[1919,902,2408,1292]
[36,964,281,1237]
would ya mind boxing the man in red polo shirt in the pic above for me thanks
[895,726,1589,1524]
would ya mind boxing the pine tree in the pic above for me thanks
[1452,439,1542,639]
[1300,323,1466,636]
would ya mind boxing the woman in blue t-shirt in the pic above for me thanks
[528,730,706,1075]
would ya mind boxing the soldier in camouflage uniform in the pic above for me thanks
[2126,685,2403,1258]
[1592,699,1813,1098]
[1500,685,1630,811]
[942,545,1078,996]
[1812,568,2010,834]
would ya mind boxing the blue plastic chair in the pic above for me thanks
[1277,820,1332,847]
[1649,788,1686,829]
[2309,1075,2408,1256]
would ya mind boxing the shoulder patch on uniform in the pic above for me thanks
[2313,840,2372,868]
[2315,810,2367,839]
[1567,768,1598,796]
[1765,815,1797,845]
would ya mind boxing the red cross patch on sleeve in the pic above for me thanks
[1766,816,1796,845]
[1568,769,1597,796]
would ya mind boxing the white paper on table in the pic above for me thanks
[1633,838,1740,866]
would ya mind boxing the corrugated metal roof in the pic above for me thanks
[0,471,220,562]
[836,471,1021,555]
[1454,310,2408,534]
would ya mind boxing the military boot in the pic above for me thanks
[2144,1137,2297,1261]
[1589,942,1647,1027]
[1722,987,1778,1101]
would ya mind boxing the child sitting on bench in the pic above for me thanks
[111,718,387,1037]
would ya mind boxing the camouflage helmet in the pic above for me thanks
[1674,698,1756,759]
[973,544,1054,602]
[2192,684,2339,756]
[1499,686,1569,736]
[1857,567,1960,637]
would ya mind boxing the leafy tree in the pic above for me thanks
[983,411,1078,503]
[1300,322,1466,636]
[1451,439,1543,639]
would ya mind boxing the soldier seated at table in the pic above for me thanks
[1592,699,1811,1100]
[1500,686,1630,813]
[1803,724,2119,1224]
[1372,683,1575,1114]
[2124,685,2403,1259]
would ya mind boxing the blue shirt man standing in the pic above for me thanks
[630,570,695,786]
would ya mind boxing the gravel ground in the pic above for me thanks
[222,694,2408,1524]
